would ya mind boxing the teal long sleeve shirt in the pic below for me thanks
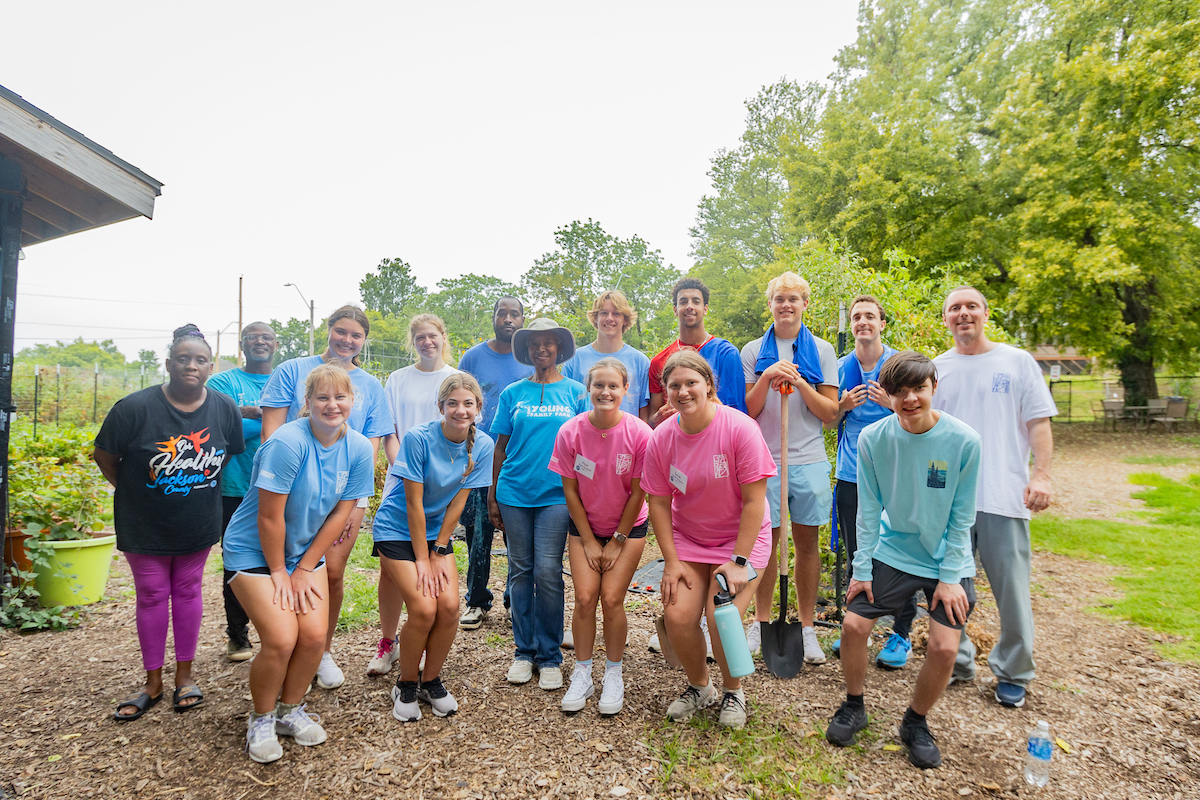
[853,412,981,585]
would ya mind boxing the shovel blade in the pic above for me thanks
[760,620,805,679]
[654,615,683,669]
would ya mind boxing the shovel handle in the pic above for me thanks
[779,382,790,581]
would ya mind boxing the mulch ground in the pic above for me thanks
[2,426,1198,799]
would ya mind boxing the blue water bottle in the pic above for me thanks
[712,572,756,677]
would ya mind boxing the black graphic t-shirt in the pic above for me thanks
[95,385,245,556]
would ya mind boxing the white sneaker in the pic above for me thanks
[717,688,747,729]
[560,667,593,712]
[745,620,762,654]
[366,637,399,677]
[315,651,345,689]
[667,682,718,723]
[391,681,421,722]
[562,629,574,650]
[598,666,624,716]
[246,713,282,763]
[506,659,534,684]
[416,677,459,717]
[648,632,662,653]
[539,665,564,690]
[802,627,827,665]
[699,616,715,661]
[274,703,326,745]
[460,606,488,630]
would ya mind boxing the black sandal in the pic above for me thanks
[113,691,162,722]
[172,684,204,712]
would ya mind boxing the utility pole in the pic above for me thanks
[237,275,243,367]
[309,299,315,356]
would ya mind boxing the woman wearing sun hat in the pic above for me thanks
[488,318,590,691]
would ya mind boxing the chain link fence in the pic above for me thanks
[1048,376,1199,423]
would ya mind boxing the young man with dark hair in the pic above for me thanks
[825,351,981,770]
[647,278,747,424]
[934,286,1056,708]
[457,296,533,629]
[828,295,916,669]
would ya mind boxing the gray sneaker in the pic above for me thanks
[666,683,718,723]
[717,689,747,729]
[274,703,326,746]
[246,713,282,763]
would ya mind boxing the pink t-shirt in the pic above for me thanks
[549,412,651,536]
[642,404,776,568]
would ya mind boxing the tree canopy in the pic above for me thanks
[17,338,133,370]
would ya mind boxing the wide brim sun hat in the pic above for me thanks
[512,318,576,366]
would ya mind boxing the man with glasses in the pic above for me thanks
[207,322,279,661]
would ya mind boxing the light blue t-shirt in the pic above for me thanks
[221,419,375,572]
[493,378,590,508]
[457,341,533,437]
[372,420,495,542]
[207,369,272,498]
[854,412,981,585]
[259,355,394,439]
[562,343,651,415]
[836,345,897,483]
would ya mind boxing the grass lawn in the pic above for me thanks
[1031,471,1200,663]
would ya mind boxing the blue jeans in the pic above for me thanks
[499,502,568,668]
[460,487,495,611]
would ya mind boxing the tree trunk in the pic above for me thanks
[1115,286,1157,406]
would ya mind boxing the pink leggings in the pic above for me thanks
[124,549,211,672]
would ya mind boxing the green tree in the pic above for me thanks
[16,338,129,370]
[360,257,428,318]
[137,349,161,377]
[425,273,523,353]
[268,317,318,364]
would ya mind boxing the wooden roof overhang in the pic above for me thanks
[0,84,162,246]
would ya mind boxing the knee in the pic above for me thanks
[843,613,873,641]
[533,559,563,589]
[294,624,326,654]
[600,592,625,616]
[664,603,696,630]
[326,572,345,593]
[406,602,437,630]
[437,594,460,622]
[260,630,300,658]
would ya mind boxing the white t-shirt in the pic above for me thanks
[382,363,461,498]
[740,333,839,466]
[932,343,1057,520]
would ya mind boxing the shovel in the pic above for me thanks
[654,614,683,669]
[761,382,806,678]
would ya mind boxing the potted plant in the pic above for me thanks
[4,423,115,612]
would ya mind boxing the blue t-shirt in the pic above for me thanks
[372,420,495,542]
[259,355,394,439]
[836,346,897,483]
[699,337,748,414]
[562,343,651,415]
[854,413,981,584]
[207,369,272,498]
[221,419,375,572]
[493,378,589,507]
[457,341,533,437]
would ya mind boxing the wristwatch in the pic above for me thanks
[432,542,453,557]
[613,531,629,543]
[730,554,749,568]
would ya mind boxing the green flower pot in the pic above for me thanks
[33,535,117,607]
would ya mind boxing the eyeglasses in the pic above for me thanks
[243,334,276,343]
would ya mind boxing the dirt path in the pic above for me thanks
[2,426,1198,799]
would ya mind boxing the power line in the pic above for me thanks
[16,321,173,332]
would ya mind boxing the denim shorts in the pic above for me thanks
[767,461,832,527]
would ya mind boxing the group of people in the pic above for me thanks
[94,272,1055,771]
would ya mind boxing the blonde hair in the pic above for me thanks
[661,351,719,402]
[586,357,629,388]
[437,373,484,479]
[586,290,637,333]
[326,305,371,366]
[299,363,355,419]
[764,271,811,303]
[409,313,454,363]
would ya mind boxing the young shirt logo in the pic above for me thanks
[615,453,632,475]
[336,471,349,494]
[147,428,226,496]
[991,373,1011,394]
[713,454,729,479]
[926,460,948,489]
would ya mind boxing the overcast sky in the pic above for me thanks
[4,2,858,360]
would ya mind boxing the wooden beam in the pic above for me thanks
[19,213,45,242]
[22,193,75,236]
[0,93,158,220]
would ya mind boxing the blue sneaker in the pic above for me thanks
[875,633,912,670]
[831,638,840,658]
[994,682,1026,708]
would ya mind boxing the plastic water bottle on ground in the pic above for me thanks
[1024,720,1053,788]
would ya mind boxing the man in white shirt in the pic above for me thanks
[933,286,1056,709]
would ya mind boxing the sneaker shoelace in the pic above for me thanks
[421,677,448,699]
[375,638,395,659]
[248,714,276,746]
[678,685,706,707]
[720,692,745,715]
[283,703,321,727]
[905,721,937,747]
[832,701,863,726]
[396,680,419,702]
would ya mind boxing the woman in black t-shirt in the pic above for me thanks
[94,325,244,721]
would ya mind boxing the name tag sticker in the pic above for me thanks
[574,454,597,479]
[669,465,688,494]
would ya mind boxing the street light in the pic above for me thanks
[284,283,316,356]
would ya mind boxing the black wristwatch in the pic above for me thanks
[431,542,454,557]
[730,554,749,568]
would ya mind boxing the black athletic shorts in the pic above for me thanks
[373,539,453,562]
[567,520,648,543]
[847,559,976,631]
